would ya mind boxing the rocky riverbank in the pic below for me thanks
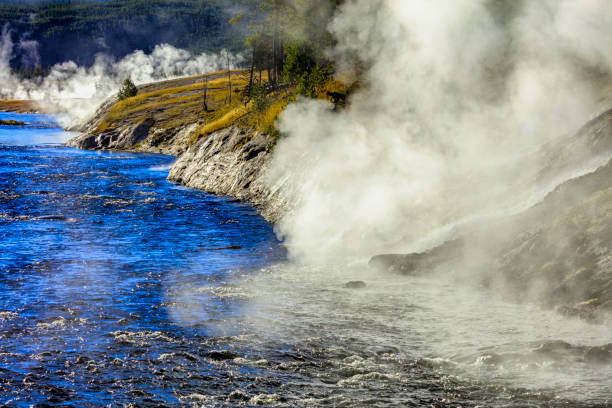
[0,100,40,114]
[167,126,287,223]
[67,122,286,223]
[66,71,289,223]
[0,119,26,126]
[65,72,612,322]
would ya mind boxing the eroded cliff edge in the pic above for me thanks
[66,72,289,223]
[68,122,287,223]
[167,126,287,223]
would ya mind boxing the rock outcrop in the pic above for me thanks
[66,115,194,156]
[67,72,245,156]
[66,71,291,222]
[67,115,286,223]
[167,126,287,223]
[0,119,27,126]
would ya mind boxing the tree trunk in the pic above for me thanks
[278,37,284,84]
[202,74,208,112]
[227,53,232,104]
[272,39,277,84]
[246,49,255,106]
[272,0,279,85]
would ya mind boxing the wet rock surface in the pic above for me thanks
[344,281,367,289]
[67,117,177,153]
[370,239,465,276]
[167,126,287,223]
[68,117,287,223]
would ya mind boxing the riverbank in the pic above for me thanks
[0,115,286,406]
[68,123,286,223]
[64,72,612,322]
[66,71,291,222]
[0,119,26,126]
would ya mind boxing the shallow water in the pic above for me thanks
[0,112,611,407]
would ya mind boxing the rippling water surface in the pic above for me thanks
[1,113,611,407]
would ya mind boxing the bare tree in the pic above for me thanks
[227,52,232,104]
[202,74,209,112]
[246,48,255,106]
[272,0,279,84]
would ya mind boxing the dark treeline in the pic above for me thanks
[0,0,256,71]
[241,0,347,101]
[3,0,353,105]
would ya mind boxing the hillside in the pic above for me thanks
[66,69,297,221]
[0,0,254,71]
[0,100,39,113]
[69,69,295,153]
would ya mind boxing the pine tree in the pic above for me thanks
[117,78,138,100]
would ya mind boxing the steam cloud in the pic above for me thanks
[0,23,242,125]
[267,0,612,261]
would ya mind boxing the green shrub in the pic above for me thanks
[297,65,328,98]
[118,78,138,100]
[251,83,269,113]
[282,41,316,84]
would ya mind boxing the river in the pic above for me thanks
[0,112,610,407]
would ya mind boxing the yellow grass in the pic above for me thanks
[196,106,248,138]
[0,100,40,113]
[317,79,350,102]
[246,88,296,135]
[261,98,289,131]
[97,120,112,133]
[104,74,251,123]
[96,69,291,146]
[106,93,202,122]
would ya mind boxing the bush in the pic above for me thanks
[297,65,328,98]
[282,41,316,84]
[117,78,138,100]
[251,83,269,113]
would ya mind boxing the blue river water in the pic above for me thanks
[1,112,611,407]
[0,113,285,406]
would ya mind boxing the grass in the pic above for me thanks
[192,105,248,143]
[97,120,112,133]
[92,68,354,149]
[98,69,254,134]
[106,93,202,123]
[245,88,296,137]
[0,100,39,113]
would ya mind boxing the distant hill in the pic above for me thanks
[0,0,255,71]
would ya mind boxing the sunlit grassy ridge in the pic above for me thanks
[0,100,40,113]
[94,68,355,147]
[96,69,300,144]
[0,119,26,126]
[196,106,248,137]
[95,70,252,135]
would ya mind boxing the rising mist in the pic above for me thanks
[266,0,612,261]
[0,23,241,126]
